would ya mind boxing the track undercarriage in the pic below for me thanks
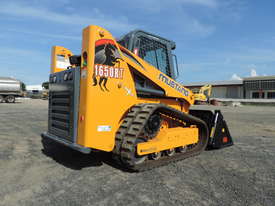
[112,103,210,171]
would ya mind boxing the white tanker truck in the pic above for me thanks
[0,77,23,103]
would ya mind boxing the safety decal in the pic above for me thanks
[56,55,71,69]
[123,86,134,96]
[81,69,87,79]
[93,39,123,91]
[97,125,112,132]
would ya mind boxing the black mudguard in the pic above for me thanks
[189,109,233,149]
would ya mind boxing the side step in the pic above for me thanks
[189,109,233,149]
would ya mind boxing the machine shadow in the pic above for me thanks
[1,102,22,104]
[41,139,131,172]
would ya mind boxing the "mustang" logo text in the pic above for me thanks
[158,73,189,96]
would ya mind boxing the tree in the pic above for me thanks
[21,82,26,91]
[42,81,49,90]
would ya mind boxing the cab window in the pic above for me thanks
[138,36,171,77]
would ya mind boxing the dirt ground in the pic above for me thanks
[0,99,274,206]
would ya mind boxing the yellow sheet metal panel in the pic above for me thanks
[51,46,73,74]
[77,26,137,151]
[76,25,195,152]
[137,127,199,155]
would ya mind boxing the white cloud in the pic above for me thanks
[178,0,218,8]
[0,1,218,38]
[0,47,45,59]
[116,0,218,38]
[0,2,137,32]
[220,0,246,21]
[250,69,257,77]
[187,19,216,36]
[6,28,81,41]
[124,0,218,11]
[231,73,242,80]
[229,68,270,80]
[215,48,275,65]
[0,47,49,84]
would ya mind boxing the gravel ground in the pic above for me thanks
[0,99,274,206]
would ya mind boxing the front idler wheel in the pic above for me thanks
[144,113,161,138]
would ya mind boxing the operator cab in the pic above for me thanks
[117,30,179,80]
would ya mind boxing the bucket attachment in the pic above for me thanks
[189,109,233,149]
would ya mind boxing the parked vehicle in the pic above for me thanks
[0,77,23,103]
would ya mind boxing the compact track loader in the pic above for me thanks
[41,25,233,171]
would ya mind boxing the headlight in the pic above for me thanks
[53,76,57,83]
[68,72,73,80]
[63,72,68,81]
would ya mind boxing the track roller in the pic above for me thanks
[165,148,175,156]
[150,152,162,160]
[176,146,187,153]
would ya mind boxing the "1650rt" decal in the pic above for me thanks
[94,64,124,79]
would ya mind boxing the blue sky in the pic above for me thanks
[0,0,275,85]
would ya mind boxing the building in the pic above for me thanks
[185,80,243,99]
[243,76,275,99]
[184,75,275,99]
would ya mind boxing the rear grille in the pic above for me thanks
[47,68,80,143]
[49,91,73,141]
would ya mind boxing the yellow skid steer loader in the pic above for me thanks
[41,25,233,171]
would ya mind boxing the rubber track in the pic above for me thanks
[112,105,143,164]
[113,103,209,172]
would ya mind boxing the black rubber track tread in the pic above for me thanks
[113,103,209,172]
[112,105,143,164]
